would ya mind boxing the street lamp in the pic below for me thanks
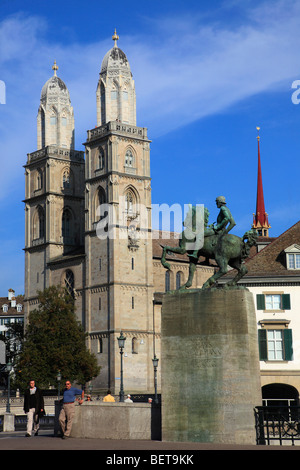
[152,355,159,404]
[6,362,12,413]
[57,370,62,401]
[117,331,126,402]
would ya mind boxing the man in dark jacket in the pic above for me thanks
[23,379,44,437]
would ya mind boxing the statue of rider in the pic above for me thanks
[212,196,236,235]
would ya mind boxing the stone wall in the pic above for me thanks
[56,402,154,440]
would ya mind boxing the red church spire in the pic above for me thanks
[252,127,271,236]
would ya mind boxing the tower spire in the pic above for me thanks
[52,60,58,76]
[112,29,119,47]
[252,127,271,236]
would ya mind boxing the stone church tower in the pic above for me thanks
[24,61,85,317]
[24,34,156,393]
[84,30,154,392]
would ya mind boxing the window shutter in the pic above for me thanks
[258,329,268,360]
[283,329,293,361]
[282,294,291,310]
[256,294,265,310]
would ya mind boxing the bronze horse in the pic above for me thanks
[161,206,257,289]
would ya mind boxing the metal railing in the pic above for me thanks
[255,405,300,446]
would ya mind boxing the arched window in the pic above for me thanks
[40,108,45,148]
[62,209,72,240]
[132,337,138,354]
[165,270,170,292]
[64,269,74,298]
[62,169,71,188]
[98,147,105,170]
[126,191,133,214]
[95,186,106,223]
[36,169,43,191]
[176,271,183,290]
[125,149,134,167]
[38,207,45,239]
[33,206,45,240]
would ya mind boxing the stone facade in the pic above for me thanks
[24,34,214,393]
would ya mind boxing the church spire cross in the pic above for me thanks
[52,60,58,76]
[112,29,119,47]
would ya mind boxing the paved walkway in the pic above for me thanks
[0,430,297,451]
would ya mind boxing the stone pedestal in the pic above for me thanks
[161,288,262,445]
[3,413,15,432]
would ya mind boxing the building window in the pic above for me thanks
[258,328,293,361]
[62,169,70,188]
[61,117,67,126]
[256,293,291,311]
[131,258,134,270]
[64,270,75,298]
[38,207,45,239]
[176,271,182,290]
[266,294,281,310]
[284,244,300,270]
[95,187,106,223]
[125,149,133,167]
[111,90,118,100]
[99,297,101,310]
[125,190,134,215]
[36,169,43,191]
[132,296,134,309]
[16,304,23,312]
[62,208,73,243]
[288,253,300,269]
[2,304,8,313]
[98,338,103,354]
[165,271,170,292]
[50,116,57,125]
[132,337,138,354]
[98,148,105,170]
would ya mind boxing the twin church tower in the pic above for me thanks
[24,32,155,392]
[23,31,269,393]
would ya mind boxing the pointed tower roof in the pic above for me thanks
[40,60,71,104]
[100,29,131,75]
[96,30,136,126]
[252,127,271,236]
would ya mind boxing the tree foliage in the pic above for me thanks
[14,286,100,391]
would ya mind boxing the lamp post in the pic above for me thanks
[6,362,12,413]
[152,355,159,404]
[57,370,62,401]
[117,331,126,402]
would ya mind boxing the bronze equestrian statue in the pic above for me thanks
[161,197,257,289]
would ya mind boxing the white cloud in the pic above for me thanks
[1,3,300,196]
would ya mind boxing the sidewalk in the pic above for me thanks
[0,430,295,451]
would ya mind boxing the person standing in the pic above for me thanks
[23,379,44,437]
[59,380,84,439]
[103,390,115,402]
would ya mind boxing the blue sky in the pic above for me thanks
[1,0,300,296]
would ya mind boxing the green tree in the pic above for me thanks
[14,286,100,391]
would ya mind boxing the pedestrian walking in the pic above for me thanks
[23,379,44,437]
